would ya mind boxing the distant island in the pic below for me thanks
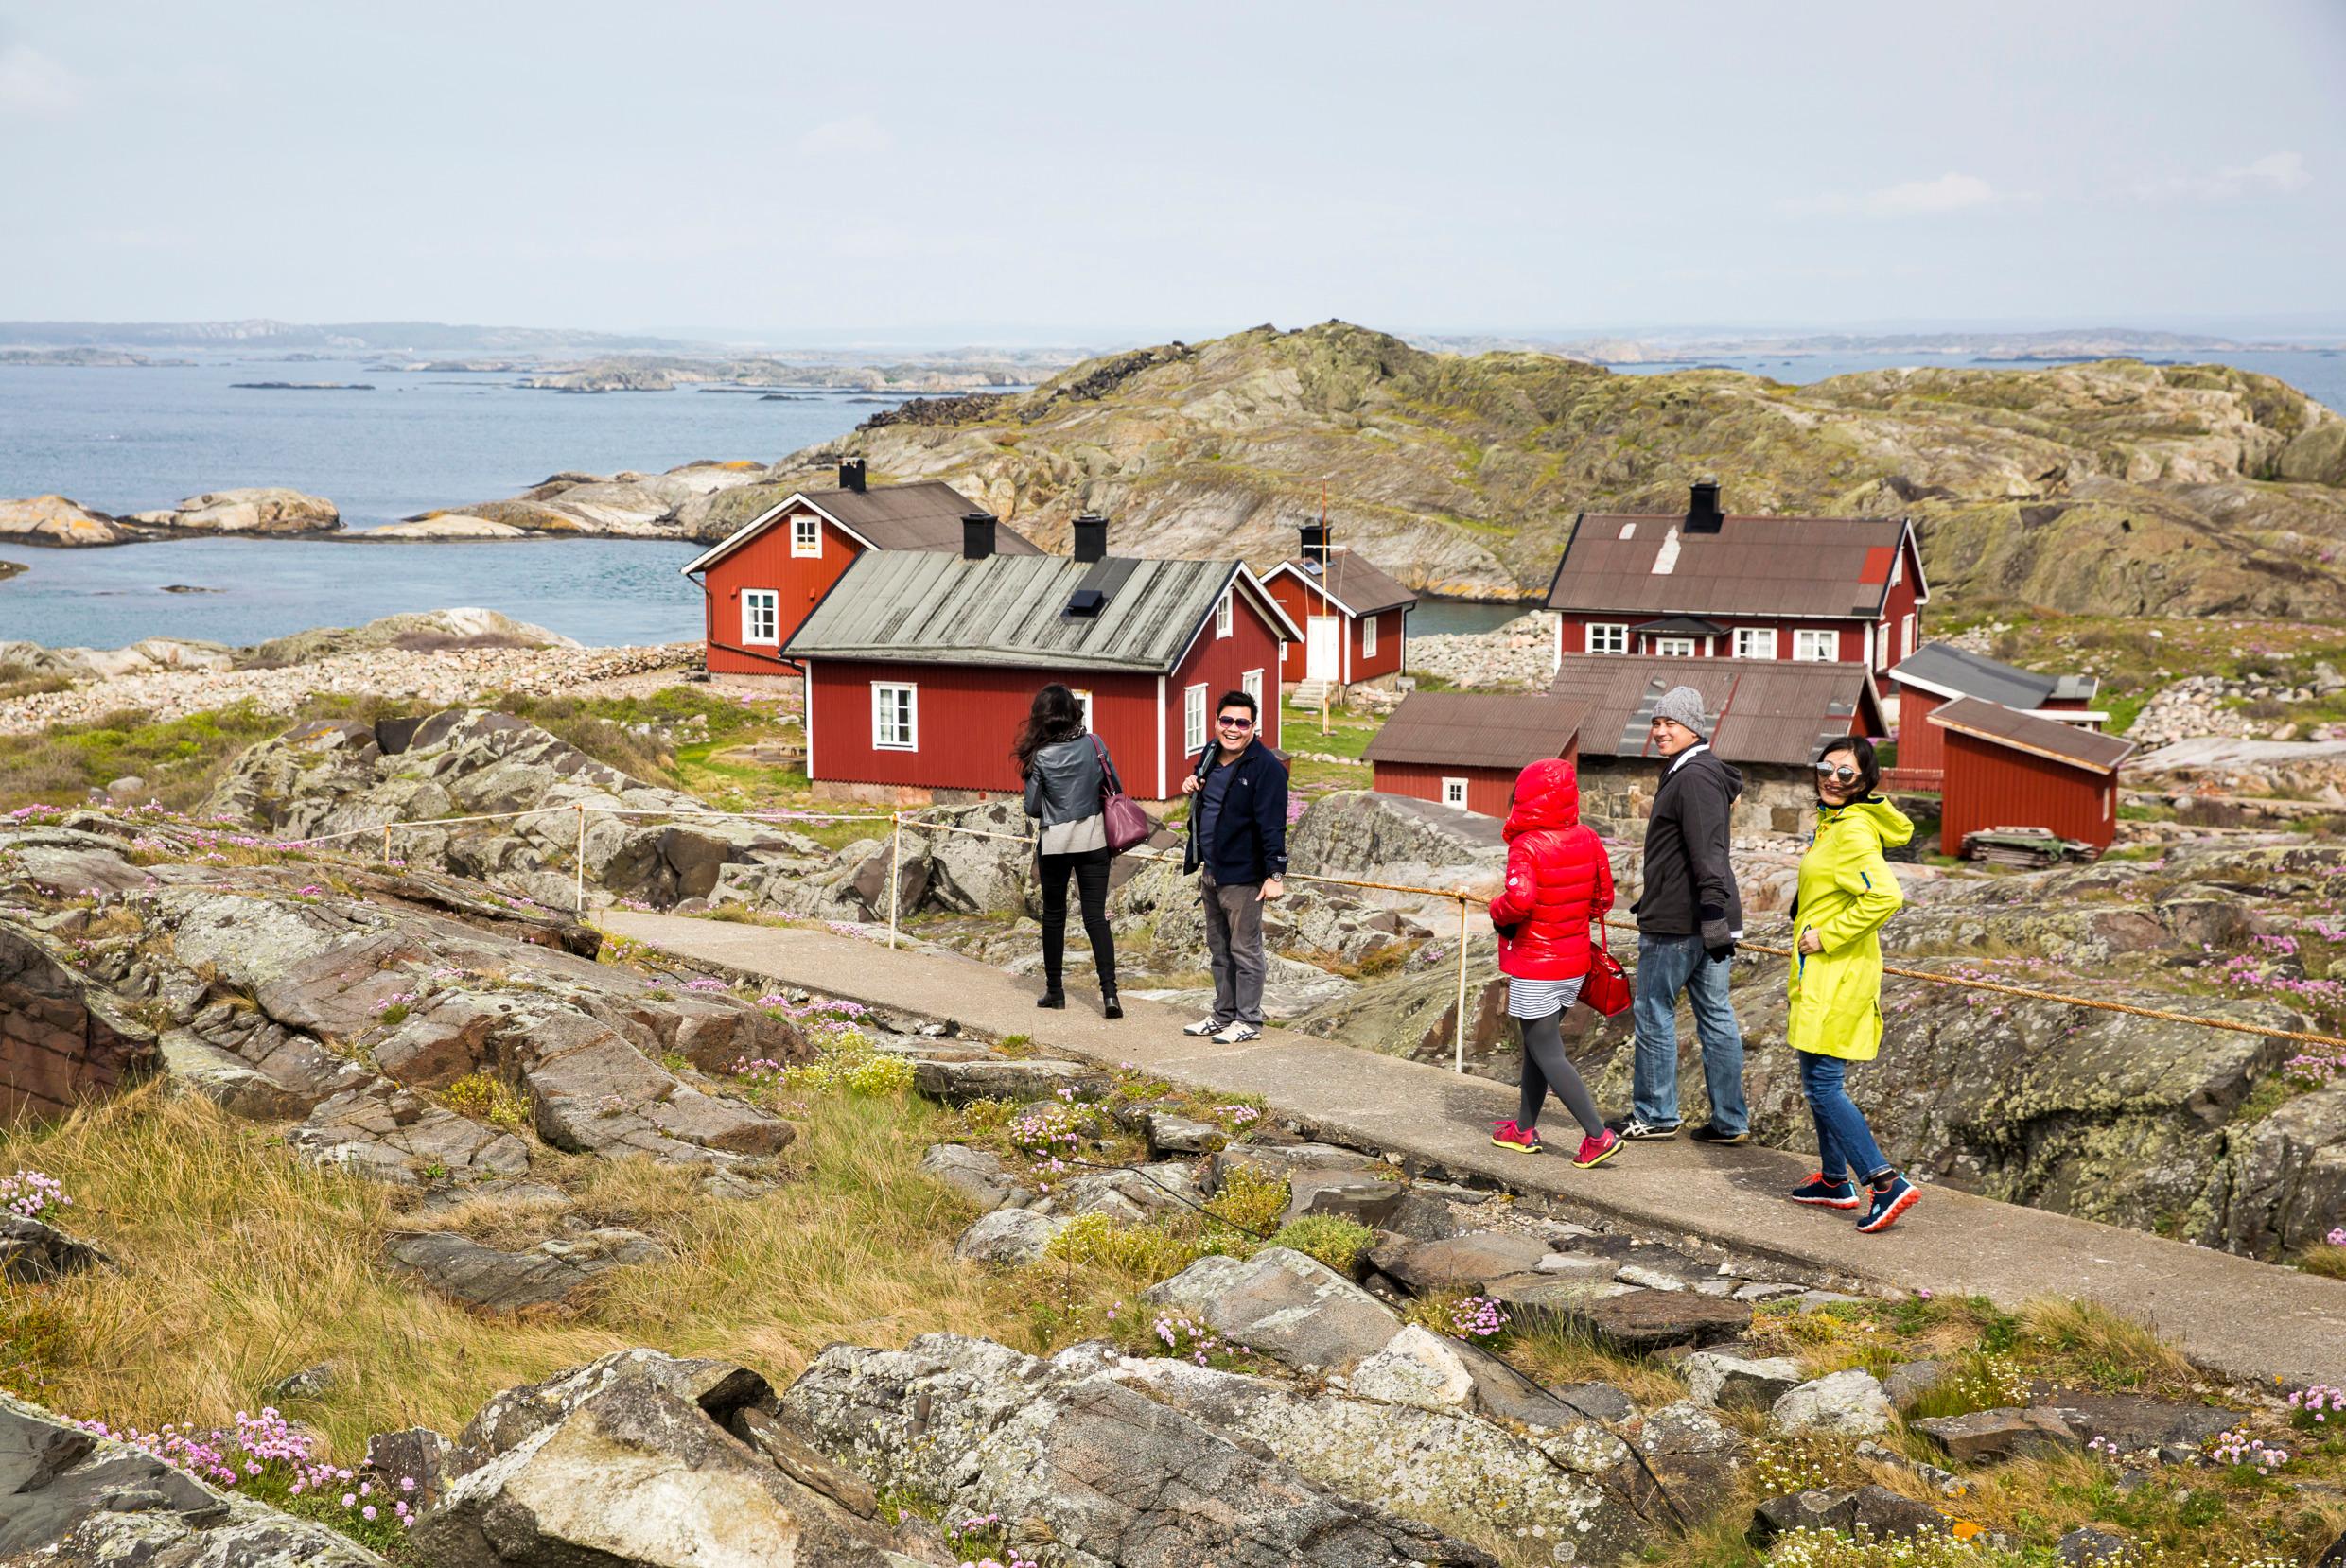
[1409,325,2344,365]
[229,381,376,391]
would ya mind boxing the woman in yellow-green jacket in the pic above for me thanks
[1784,736,1921,1234]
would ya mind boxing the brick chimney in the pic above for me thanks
[961,511,996,560]
[1073,513,1109,564]
[838,458,867,494]
[1687,479,1724,533]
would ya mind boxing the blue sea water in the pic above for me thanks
[3,347,2338,650]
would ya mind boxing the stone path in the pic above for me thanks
[606,912,2346,1388]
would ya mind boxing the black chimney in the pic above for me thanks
[1073,513,1109,564]
[838,458,867,494]
[1687,479,1724,533]
[1300,522,1330,567]
[961,510,996,561]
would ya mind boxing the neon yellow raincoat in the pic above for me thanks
[1788,797,1913,1062]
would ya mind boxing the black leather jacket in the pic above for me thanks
[1023,735,1109,828]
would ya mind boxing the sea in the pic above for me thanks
[3,348,2338,651]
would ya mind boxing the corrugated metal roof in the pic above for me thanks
[1888,641,2081,708]
[1930,696,2136,774]
[814,482,1043,554]
[1549,654,1887,767]
[1364,692,1586,771]
[782,550,1249,673]
[1268,555,1419,616]
[1547,514,1909,620]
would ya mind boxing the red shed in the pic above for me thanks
[1884,640,2105,787]
[1545,480,1928,700]
[782,519,1302,804]
[1364,691,1586,817]
[678,461,1040,676]
[1259,526,1418,692]
[1933,696,2136,854]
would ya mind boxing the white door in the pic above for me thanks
[1306,617,1340,681]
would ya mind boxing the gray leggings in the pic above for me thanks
[1518,1009,1604,1139]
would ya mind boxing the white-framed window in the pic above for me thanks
[1654,636,1696,658]
[1442,776,1468,809]
[1216,591,1234,639]
[741,589,779,645]
[1587,622,1628,655]
[1072,688,1094,730]
[1874,622,1890,671]
[1901,612,1917,661]
[790,514,821,558]
[1733,627,1777,660]
[1889,550,1902,586]
[871,683,917,750]
[1183,683,1208,754]
[1362,614,1378,659]
[1794,629,1838,662]
[1241,669,1263,710]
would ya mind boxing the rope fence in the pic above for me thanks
[257,801,2346,1064]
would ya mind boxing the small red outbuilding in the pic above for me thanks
[1259,527,1418,692]
[1932,696,2136,854]
[1364,691,1586,817]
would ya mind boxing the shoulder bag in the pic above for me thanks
[1092,736,1151,854]
[1581,913,1633,1018]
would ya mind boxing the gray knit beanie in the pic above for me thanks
[1651,685,1712,739]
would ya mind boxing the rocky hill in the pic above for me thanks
[814,322,2346,618]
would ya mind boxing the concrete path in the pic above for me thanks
[607,911,2346,1388]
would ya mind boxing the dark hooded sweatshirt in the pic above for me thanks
[1632,743,1743,949]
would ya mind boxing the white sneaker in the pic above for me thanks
[1211,1022,1262,1044]
[1182,1018,1224,1037]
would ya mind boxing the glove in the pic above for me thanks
[1707,941,1737,964]
[1700,904,1735,964]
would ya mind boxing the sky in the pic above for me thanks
[2,1,2342,341]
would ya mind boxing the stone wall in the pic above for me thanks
[1577,759,1819,839]
[0,925,156,1123]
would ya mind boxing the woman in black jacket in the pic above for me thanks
[1017,683,1122,1018]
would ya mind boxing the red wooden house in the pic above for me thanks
[1259,526,1418,691]
[1544,481,1927,699]
[1883,641,2105,788]
[1932,696,2136,854]
[678,460,1040,676]
[1365,691,1585,817]
[780,514,1302,803]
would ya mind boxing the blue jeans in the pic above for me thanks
[1631,933,1747,1132]
[1798,1052,1893,1185]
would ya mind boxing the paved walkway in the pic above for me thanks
[607,911,2346,1388]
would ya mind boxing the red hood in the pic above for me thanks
[1504,758,1582,840]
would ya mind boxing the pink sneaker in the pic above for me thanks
[1490,1120,1544,1155]
[1571,1128,1622,1170]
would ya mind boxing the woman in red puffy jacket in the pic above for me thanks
[1486,758,1622,1168]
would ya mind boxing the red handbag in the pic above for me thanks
[1581,914,1633,1017]
[1092,737,1151,854]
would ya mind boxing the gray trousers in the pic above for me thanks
[1199,871,1267,1026]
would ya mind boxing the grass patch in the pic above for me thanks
[2291,1243,2346,1281]
[1264,1214,1374,1277]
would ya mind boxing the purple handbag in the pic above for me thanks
[1092,737,1150,854]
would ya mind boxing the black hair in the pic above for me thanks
[1012,682,1086,774]
[1216,689,1258,721]
[1815,735,1882,801]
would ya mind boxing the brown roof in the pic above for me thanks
[1364,692,1586,771]
[809,481,1042,554]
[1549,654,1886,767]
[1546,514,1912,620]
[1267,555,1419,617]
[1929,695,2136,775]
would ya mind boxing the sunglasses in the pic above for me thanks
[1217,715,1254,730]
[1814,761,1863,784]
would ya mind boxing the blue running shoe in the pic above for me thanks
[1857,1174,1920,1234]
[1790,1172,1860,1210]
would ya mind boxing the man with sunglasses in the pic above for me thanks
[1613,685,1750,1144]
[1179,689,1287,1044]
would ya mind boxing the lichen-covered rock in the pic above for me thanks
[1146,1247,1408,1376]
[953,1207,1066,1265]
[1683,1350,1806,1413]
[0,1217,111,1285]
[384,1226,665,1312]
[919,1142,1022,1211]
[130,487,342,537]
[1770,1369,1896,1437]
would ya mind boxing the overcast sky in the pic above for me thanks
[2,1,2340,340]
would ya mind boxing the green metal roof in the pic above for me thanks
[781,550,1277,674]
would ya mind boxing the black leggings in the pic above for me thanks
[1518,1008,1604,1139]
[1040,846,1117,994]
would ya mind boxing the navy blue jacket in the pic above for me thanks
[1182,738,1289,884]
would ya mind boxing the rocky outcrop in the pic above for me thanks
[0,920,159,1123]
[129,487,341,537]
[0,1216,112,1284]
[385,1225,667,1312]
[1287,791,1511,907]
[0,495,135,548]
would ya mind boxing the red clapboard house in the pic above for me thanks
[1544,480,1927,700]
[1882,641,2106,789]
[1258,525,1419,691]
[779,514,1302,803]
[679,460,1041,675]
[1932,696,2136,854]
[1365,691,1586,817]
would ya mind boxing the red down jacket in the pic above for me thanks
[1487,758,1614,980]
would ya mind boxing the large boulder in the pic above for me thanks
[1145,1246,1407,1376]
[1770,1369,1896,1437]
[130,486,342,536]
[0,918,159,1124]
[1287,791,1510,904]
[0,494,133,547]
[780,1333,1498,1566]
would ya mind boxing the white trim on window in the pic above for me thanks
[1794,629,1837,663]
[1587,622,1629,655]
[1183,683,1208,755]
[741,589,779,646]
[1873,621,1889,671]
[1361,614,1378,659]
[1240,668,1263,714]
[790,514,821,558]
[1733,626,1777,660]
[1072,688,1094,730]
[1900,612,1917,662]
[1653,636,1696,658]
[871,682,917,750]
[1216,591,1234,639]
[1441,776,1468,809]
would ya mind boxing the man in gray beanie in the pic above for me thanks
[1612,684,1749,1143]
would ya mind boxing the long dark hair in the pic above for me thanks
[1815,735,1882,802]
[1013,683,1086,775]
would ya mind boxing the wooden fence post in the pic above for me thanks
[887,812,902,950]
[1454,895,1469,1074]
[573,805,586,919]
